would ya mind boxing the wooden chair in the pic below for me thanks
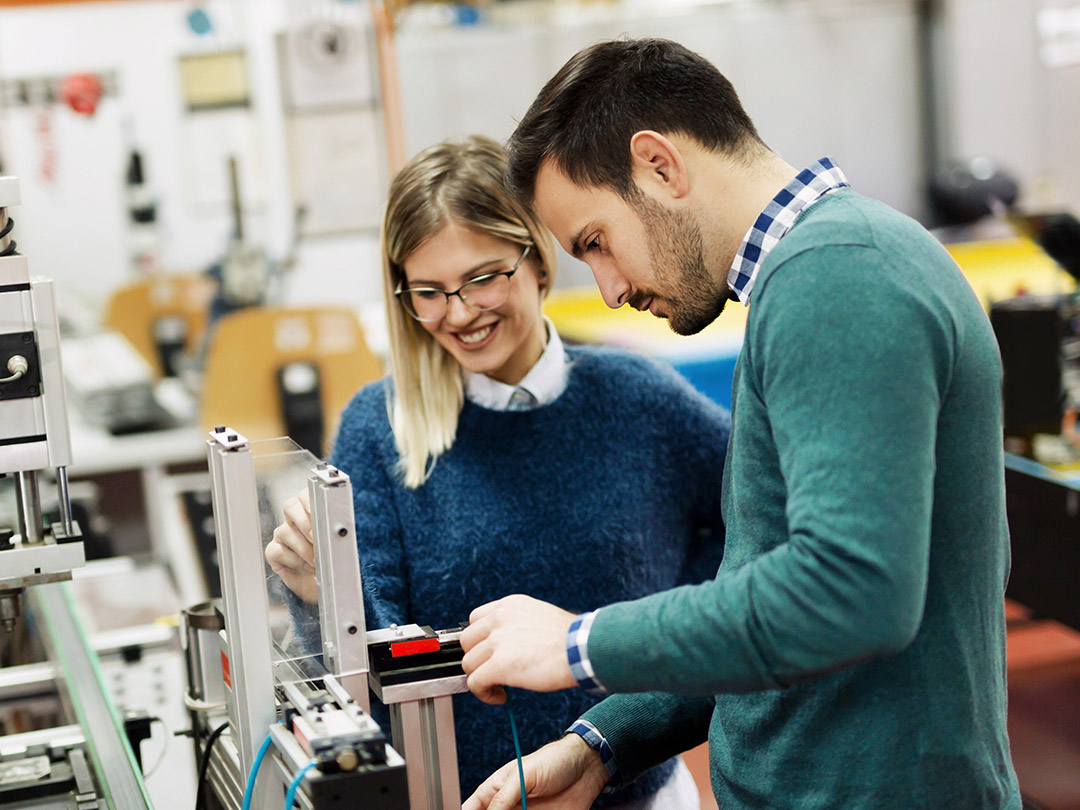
[200,306,383,457]
[104,274,215,378]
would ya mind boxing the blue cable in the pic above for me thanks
[241,730,275,810]
[284,761,317,809]
[505,692,527,810]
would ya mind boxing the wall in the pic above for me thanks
[396,0,924,286]
[0,0,1076,315]
[0,0,383,315]
[945,0,1080,214]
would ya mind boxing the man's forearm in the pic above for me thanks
[578,692,715,787]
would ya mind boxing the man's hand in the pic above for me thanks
[265,490,318,604]
[460,595,578,705]
[463,733,610,810]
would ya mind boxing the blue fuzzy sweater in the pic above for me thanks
[329,345,730,804]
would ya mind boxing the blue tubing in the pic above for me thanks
[284,761,317,809]
[506,692,527,810]
[241,730,275,810]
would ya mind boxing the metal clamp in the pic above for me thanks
[312,462,349,487]
[208,425,249,451]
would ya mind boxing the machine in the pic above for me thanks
[0,176,83,632]
[990,211,1080,444]
[0,175,156,809]
[186,427,467,810]
[0,173,465,809]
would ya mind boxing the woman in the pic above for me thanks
[266,135,729,808]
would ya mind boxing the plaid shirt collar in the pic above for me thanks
[728,157,850,305]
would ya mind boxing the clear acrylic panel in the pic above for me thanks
[249,438,337,685]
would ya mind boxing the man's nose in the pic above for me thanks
[592,264,631,310]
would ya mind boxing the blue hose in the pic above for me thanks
[241,731,275,810]
[505,692,527,810]
[284,761,317,809]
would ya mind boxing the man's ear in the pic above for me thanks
[629,131,689,199]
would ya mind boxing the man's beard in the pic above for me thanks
[626,192,730,336]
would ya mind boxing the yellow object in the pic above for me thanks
[945,237,1075,307]
[545,286,746,359]
[200,307,383,456]
[546,237,1074,358]
[178,50,250,109]
[104,274,216,378]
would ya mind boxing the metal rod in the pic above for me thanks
[0,206,10,253]
[915,0,949,205]
[14,470,44,545]
[55,466,74,536]
[0,594,21,633]
[0,661,56,702]
[228,156,243,242]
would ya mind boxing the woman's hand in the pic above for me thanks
[265,490,318,603]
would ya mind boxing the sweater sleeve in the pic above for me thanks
[586,245,949,694]
[665,375,730,586]
[580,692,715,787]
[330,385,410,630]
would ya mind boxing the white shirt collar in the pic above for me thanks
[464,317,569,411]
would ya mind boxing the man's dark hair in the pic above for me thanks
[507,38,765,207]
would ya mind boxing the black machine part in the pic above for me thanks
[1010,211,1080,281]
[277,361,324,457]
[928,157,1019,227]
[0,332,42,401]
[304,761,408,810]
[367,625,466,687]
[990,294,1080,438]
[0,746,100,809]
[151,315,188,378]
[276,674,410,810]
[1005,465,1080,633]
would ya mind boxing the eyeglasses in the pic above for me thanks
[395,244,533,323]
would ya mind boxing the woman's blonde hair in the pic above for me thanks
[381,135,558,488]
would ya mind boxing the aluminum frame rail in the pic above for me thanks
[205,427,279,810]
[30,582,153,809]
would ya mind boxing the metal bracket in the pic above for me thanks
[310,461,369,709]
[312,462,348,486]
[0,332,41,401]
[208,425,249,451]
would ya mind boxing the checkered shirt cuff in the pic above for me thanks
[567,719,620,788]
[566,610,607,695]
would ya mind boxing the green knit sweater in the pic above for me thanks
[582,190,1021,809]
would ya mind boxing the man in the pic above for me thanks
[460,38,1020,810]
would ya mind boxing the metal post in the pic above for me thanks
[309,464,369,711]
[916,0,951,214]
[206,427,279,809]
[390,701,428,809]
[423,695,460,809]
[0,205,11,253]
[389,696,461,810]
[56,466,74,536]
[14,470,44,545]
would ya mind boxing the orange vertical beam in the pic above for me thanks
[370,0,407,176]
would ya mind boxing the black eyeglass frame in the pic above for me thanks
[394,244,533,323]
